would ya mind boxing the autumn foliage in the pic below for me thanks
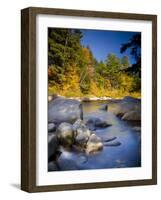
[48,28,141,98]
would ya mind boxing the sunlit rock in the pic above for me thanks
[86,134,103,154]
[48,97,83,125]
[56,122,74,147]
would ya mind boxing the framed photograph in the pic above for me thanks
[21,7,157,192]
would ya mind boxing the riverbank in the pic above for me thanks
[48,94,141,102]
[48,95,112,102]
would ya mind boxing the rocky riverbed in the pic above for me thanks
[48,96,141,171]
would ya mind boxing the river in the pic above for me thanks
[57,100,141,170]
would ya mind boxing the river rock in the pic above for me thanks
[72,119,86,132]
[56,122,74,147]
[76,155,88,165]
[122,110,141,121]
[75,127,91,147]
[57,150,78,170]
[123,96,141,103]
[86,134,103,154]
[99,104,108,111]
[104,141,121,147]
[48,134,59,160]
[82,97,90,102]
[103,136,117,143]
[110,96,141,120]
[48,123,56,132]
[48,97,83,125]
[86,117,111,130]
[72,119,91,147]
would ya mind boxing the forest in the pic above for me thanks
[48,28,141,98]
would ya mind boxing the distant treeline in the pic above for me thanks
[48,28,141,98]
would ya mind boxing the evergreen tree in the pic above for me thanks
[48,28,82,85]
[105,53,121,88]
[120,33,141,77]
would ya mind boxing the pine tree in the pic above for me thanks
[48,28,82,85]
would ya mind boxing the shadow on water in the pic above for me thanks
[56,100,141,171]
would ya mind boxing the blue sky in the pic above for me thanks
[80,29,141,64]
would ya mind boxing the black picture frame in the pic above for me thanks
[21,7,157,192]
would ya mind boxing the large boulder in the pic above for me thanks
[73,119,91,147]
[75,127,91,147]
[86,134,103,154]
[48,97,83,125]
[56,122,74,147]
[110,96,141,121]
[122,110,141,121]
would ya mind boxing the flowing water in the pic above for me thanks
[57,100,141,171]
